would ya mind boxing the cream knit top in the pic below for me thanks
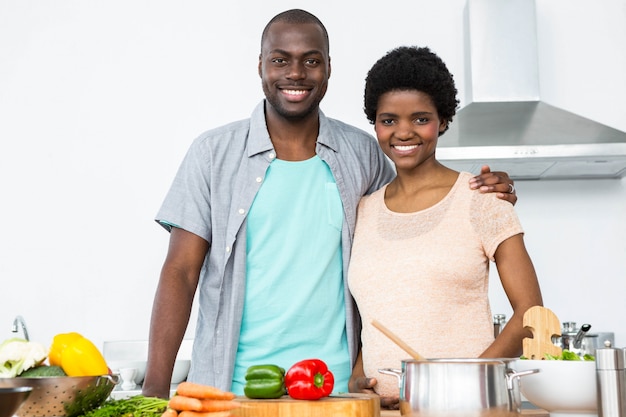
[347,172,524,397]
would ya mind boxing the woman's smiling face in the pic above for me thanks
[374,89,447,173]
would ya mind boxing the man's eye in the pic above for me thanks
[272,58,287,64]
[305,59,319,66]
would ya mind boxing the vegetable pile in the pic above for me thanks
[72,382,238,417]
[243,358,335,401]
[0,332,110,379]
[1,334,339,415]
[164,381,239,417]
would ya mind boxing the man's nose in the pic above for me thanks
[286,62,305,80]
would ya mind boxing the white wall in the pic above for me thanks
[1,0,625,355]
[488,177,626,343]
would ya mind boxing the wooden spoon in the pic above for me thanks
[371,320,426,360]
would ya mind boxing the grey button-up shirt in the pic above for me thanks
[156,100,395,390]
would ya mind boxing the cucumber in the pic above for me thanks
[19,365,66,377]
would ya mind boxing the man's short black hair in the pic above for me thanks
[261,9,330,54]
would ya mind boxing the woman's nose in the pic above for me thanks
[395,121,415,139]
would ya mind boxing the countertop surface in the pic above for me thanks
[380,409,549,416]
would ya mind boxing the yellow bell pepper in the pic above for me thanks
[49,332,109,377]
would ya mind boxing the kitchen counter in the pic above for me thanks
[380,409,548,416]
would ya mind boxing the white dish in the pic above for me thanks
[108,360,147,384]
[104,340,193,385]
[171,359,191,384]
[513,359,597,417]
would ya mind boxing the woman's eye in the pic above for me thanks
[415,117,429,124]
[381,119,394,126]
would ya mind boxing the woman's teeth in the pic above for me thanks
[394,144,418,151]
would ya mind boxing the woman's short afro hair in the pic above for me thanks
[364,46,459,135]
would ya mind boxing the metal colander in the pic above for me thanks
[0,375,119,417]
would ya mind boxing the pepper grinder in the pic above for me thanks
[596,340,626,417]
[493,313,507,339]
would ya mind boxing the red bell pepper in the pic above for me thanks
[285,358,334,400]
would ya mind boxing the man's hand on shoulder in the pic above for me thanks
[469,165,517,205]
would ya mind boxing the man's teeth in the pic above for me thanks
[394,144,419,151]
[284,89,306,95]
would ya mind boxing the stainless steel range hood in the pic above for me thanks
[438,0,626,180]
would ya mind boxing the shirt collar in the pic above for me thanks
[247,100,339,157]
[247,101,274,157]
[317,110,339,153]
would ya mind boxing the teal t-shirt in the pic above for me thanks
[232,155,350,394]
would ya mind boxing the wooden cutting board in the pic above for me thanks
[232,393,380,417]
[522,305,562,359]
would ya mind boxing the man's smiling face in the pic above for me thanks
[258,21,331,121]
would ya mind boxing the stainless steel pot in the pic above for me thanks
[380,359,537,416]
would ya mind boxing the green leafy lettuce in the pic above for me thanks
[520,349,595,361]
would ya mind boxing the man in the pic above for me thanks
[142,9,516,399]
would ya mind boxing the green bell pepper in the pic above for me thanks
[244,364,287,399]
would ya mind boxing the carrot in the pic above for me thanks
[169,395,240,412]
[176,382,236,400]
[169,396,203,411]
[195,399,239,412]
[179,412,233,417]
[161,408,179,417]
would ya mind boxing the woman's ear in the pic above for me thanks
[439,119,449,133]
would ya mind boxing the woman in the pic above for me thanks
[347,46,543,408]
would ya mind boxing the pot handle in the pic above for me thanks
[505,368,539,389]
[505,368,539,413]
[378,368,403,384]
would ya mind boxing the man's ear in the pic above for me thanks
[328,56,331,79]
[258,54,262,78]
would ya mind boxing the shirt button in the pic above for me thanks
[238,208,245,215]
[225,246,231,253]
[269,152,276,159]
[256,177,262,183]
